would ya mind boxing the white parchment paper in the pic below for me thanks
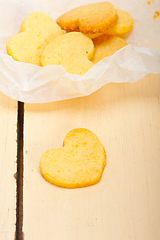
[0,0,160,103]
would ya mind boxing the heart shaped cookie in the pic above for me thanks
[56,2,118,34]
[40,128,106,188]
[6,12,63,66]
[41,32,94,75]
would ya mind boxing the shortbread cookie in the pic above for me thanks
[41,32,94,75]
[40,128,106,188]
[92,36,128,63]
[105,10,133,35]
[6,12,63,66]
[56,2,118,34]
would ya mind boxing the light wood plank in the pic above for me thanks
[0,92,17,240]
[23,73,160,240]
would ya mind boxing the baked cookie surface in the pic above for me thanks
[92,35,128,63]
[41,32,94,75]
[40,128,106,188]
[6,12,63,65]
[56,2,118,34]
[105,9,133,35]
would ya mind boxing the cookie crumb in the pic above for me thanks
[13,172,17,180]
[153,11,160,19]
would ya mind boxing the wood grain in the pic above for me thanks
[23,73,160,240]
[0,92,17,240]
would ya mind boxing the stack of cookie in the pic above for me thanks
[6,2,133,75]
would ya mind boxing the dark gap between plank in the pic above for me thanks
[16,101,24,240]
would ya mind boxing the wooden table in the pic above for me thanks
[0,73,160,240]
[0,93,17,239]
